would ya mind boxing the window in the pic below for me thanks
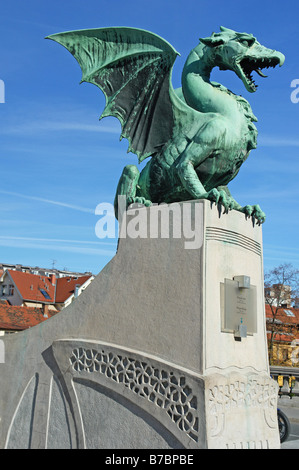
[40,289,51,300]
[8,285,14,296]
[1,285,7,296]
[284,309,295,317]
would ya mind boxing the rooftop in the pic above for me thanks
[0,304,57,331]
[7,270,56,304]
[55,275,92,303]
[265,304,299,326]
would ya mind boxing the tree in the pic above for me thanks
[264,263,299,365]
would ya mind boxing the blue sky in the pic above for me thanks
[0,0,298,275]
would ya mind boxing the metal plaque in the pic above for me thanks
[221,278,257,335]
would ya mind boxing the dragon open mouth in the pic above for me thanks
[238,56,281,92]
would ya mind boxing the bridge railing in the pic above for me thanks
[270,366,299,397]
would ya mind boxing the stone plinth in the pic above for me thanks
[0,200,280,449]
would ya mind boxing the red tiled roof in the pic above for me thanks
[266,304,299,344]
[265,304,299,325]
[55,276,91,303]
[267,331,296,343]
[7,270,55,303]
[0,304,58,331]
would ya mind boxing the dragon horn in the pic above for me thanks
[220,26,235,33]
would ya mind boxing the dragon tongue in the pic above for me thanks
[255,68,268,78]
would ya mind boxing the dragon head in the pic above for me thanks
[200,26,285,93]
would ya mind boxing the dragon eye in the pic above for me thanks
[239,38,255,47]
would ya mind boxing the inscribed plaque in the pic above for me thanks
[221,278,257,335]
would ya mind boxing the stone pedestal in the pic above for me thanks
[0,200,280,449]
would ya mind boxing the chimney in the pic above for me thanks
[43,304,49,318]
[74,284,80,298]
[49,274,56,286]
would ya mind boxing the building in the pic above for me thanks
[0,270,94,333]
[0,262,92,279]
[265,304,299,366]
[0,270,94,309]
[0,270,57,314]
[0,304,58,335]
[265,283,292,308]
[54,275,94,310]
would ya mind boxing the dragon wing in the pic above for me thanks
[47,27,180,163]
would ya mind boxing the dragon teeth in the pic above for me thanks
[255,68,268,78]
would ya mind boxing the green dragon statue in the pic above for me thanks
[47,26,284,223]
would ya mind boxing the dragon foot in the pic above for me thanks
[206,189,266,224]
[207,188,235,212]
[127,196,152,209]
[242,204,266,224]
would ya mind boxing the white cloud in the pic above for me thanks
[0,235,116,256]
[258,135,299,147]
[0,120,120,136]
[0,235,116,246]
[0,190,95,214]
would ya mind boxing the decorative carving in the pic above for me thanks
[208,377,277,412]
[208,375,278,439]
[225,440,269,449]
[70,347,199,442]
[206,227,261,256]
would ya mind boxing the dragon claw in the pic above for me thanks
[207,188,235,212]
[207,188,220,203]
[242,204,266,224]
[127,196,152,209]
[207,193,266,224]
[243,205,253,216]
